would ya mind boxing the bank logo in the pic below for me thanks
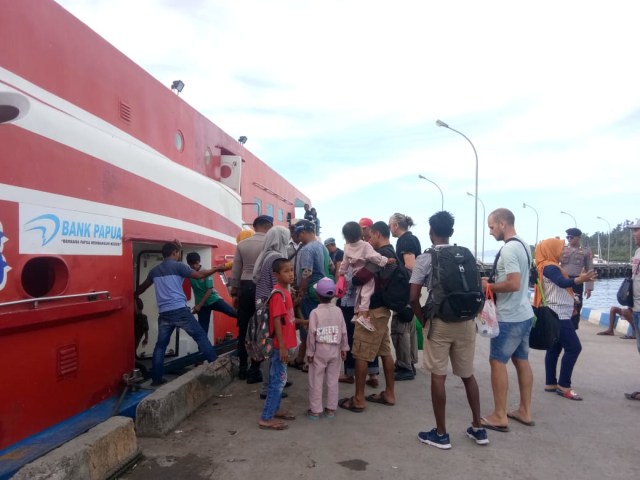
[0,223,10,291]
[25,214,60,246]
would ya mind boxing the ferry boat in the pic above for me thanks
[0,0,309,468]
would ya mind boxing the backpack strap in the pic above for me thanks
[490,237,531,281]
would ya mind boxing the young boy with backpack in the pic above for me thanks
[258,258,298,431]
[409,211,487,449]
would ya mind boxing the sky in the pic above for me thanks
[56,0,640,261]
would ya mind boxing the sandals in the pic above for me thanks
[306,409,321,421]
[338,396,365,413]
[258,421,288,430]
[274,411,296,420]
[624,391,640,401]
[557,389,583,401]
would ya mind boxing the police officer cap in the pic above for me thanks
[565,228,582,237]
[324,237,336,246]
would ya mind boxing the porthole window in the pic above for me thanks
[22,257,69,297]
[175,130,184,152]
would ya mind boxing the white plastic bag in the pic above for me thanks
[476,286,499,338]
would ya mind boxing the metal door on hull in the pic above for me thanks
[135,250,180,359]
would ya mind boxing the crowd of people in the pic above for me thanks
[134,207,640,448]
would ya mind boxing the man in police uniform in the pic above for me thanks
[560,228,594,329]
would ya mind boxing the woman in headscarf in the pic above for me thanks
[253,226,291,303]
[534,238,596,401]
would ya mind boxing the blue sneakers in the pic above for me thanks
[418,428,451,449]
[466,426,490,445]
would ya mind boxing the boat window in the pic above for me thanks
[175,130,184,152]
[0,92,30,124]
[278,209,284,222]
[22,257,69,297]
[254,198,262,215]
[266,204,274,218]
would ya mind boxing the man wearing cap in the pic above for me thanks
[230,215,273,382]
[625,220,640,401]
[560,228,594,330]
[325,237,344,276]
[359,218,374,241]
[289,219,334,368]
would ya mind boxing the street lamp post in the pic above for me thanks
[596,216,611,264]
[560,210,577,228]
[418,175,444,211]
[523,202,539,245]
[437,119,479,259]
[467,192,486,262]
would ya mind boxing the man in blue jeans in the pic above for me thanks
[136,242,230,386]
[481,208,535,431]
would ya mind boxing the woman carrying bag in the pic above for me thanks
[533,238,597,401]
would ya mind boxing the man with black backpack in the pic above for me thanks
[409,211,487,449]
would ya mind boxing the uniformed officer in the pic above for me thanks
[560,228,594,329]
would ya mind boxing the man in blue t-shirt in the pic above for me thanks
[136,242,230,386]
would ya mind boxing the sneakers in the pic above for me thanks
[354,315,376,332]
[394,367,415,381]
[466,426,490,445]
[418,428,451,450]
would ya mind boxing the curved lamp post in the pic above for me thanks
[418,175,444,211]
[467,192,485,262]
[596,216,611,264]
[523,202,539,245]
[437,119,479,259]
[560,210,577,228]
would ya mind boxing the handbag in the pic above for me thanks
[476,285,499,338]
[529,279,560,350]
[617,277,634,308]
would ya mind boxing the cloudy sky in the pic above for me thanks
[56,0,639,260]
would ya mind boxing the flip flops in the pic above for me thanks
[338,396,365,413]
[597,331,614,336]
[480,417,510,433]
[624,391,640,401]
[557,389,583,401]
[365,391,395,406]
[306,410,321,421]
[259,423,287,430]
[621,335,636,340]
[507,413,536,427]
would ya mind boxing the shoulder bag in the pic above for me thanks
[529,279,560,350]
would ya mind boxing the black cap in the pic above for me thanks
[566,228,582,237]
[253,215,274,227]
[294,219,315,233]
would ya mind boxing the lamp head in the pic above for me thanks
[467,192,474,198]
[237,136,248,145]
[171,80,185,93]
[436,119,449,128]
[418,174,426,180]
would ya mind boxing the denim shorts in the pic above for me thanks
[490,318,533,363]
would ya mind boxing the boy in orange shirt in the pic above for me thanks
[258,258,298,430]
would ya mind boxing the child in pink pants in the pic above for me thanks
[306,278,349,419]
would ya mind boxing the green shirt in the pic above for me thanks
[190,276,221,306]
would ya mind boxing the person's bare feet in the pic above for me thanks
[481,412,508,428]
[507,408,534,425]
[258,419,288,430]
[597,330,614,336]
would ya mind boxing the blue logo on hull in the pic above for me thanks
[0,224,10,291]
[25,214,60,246]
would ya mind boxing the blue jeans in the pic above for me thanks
[490,318,533,363]
[152,307,217,383]
[261,350,288,420]
[197,299,238,335]
[634,312,640,353]
[545,319,582,388]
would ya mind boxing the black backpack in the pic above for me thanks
[380,252,414,322]
[423,245,485,322]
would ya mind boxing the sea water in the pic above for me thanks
[582,277,625,311]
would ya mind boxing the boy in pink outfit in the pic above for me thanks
[338,221,394,332]
[306,278,350,419]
